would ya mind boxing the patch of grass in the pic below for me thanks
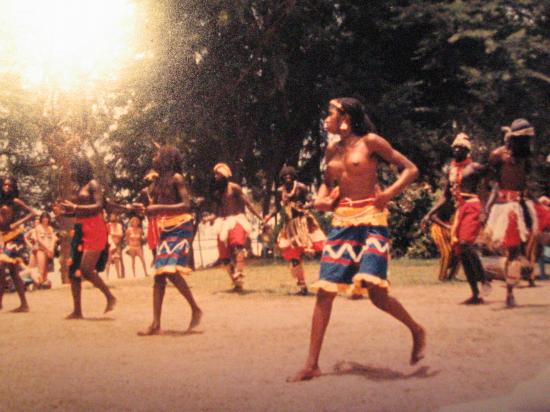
[132,258,445,299]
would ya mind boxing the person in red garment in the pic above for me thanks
[263,166,325,295]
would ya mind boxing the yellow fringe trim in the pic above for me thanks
[311,273,390,296]
[154,265,192,276]
[1,227,24,243]
[332,205,388,227]
[158,213,193,230]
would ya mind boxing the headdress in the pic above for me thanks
[213,163,232,178]
[451,133,472,150]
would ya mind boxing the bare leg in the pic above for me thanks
[168,274,202,331]
[37,251,48,284]
[9,265,29,312]
[139,252,148,277]
[66,278,83,319]
[131,255,136,277]
[120,249,126,278]
[291,259,308,295]
[288,290,336,382]
[368,287,426,365]
[505,247,522,307]
[138,275,166,335]
[80,250,117,313]
[0,264,6,310]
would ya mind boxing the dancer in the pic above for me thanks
[483,119,543,307]
[59,157,117,319]
[137,145,202,335]
[263,166,325,295]
[205,163,262,291]
[125,216,148,277]
[0,176,36,312]
[423,133,491,302]
[289,98,425,382]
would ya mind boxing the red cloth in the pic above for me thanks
[147,216,160,251]
[454,199,482,244]
[503,210,521,248]
[217,223,247,260]
[280,240,324,262]
[535,203,550,231]
[76,215,108,251]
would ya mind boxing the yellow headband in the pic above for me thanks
[213,162,232,178]
[451,133,472,150]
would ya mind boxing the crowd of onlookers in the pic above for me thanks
[3,212,149,293]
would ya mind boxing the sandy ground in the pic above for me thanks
[1,266,550,412]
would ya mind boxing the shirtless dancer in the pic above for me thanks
[60,157,117,319]
[0,176,36,312]
[137,145,202,335]
[206,163,262,291]
[289,98,426,382]
[423,133,491,303]
[483,119,544,307]
[263,166,326,295]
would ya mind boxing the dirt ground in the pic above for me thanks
[1,265,550,412]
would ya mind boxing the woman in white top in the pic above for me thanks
[32,212,57,287]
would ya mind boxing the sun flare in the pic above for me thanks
[0,0,138,90]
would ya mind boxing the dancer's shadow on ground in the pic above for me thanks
[492,303,550,311]
[137,330,203,337]
[82,317,115,322]
[327,361,439,381]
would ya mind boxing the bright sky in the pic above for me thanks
[0,0,138,90]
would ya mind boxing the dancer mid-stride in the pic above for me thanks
[263,166,326,295]
[289,98,426,382]
[138,145,202,335]
[59,157,117,319]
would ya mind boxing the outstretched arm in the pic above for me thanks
[239,186,262,220]
[366,134,419,209]
[11,198,37,229]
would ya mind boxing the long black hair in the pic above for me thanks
[332,97,376,135]
[69,157,94,186]
[0,176,19,205]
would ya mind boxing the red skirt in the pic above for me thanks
[76,215,108,251]
[217,223,247,260]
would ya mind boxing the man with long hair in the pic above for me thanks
[482,119,545,307]
[0,176,36,312]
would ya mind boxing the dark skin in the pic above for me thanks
[263,176,312,224]
[421,146,486,228]
[486,139,533,306]
[289,103,425,382]
[60,177,117,319]
[423,145,489,302]
[0,180,35,312]
[207,172,262,220]
[136,168,202,336]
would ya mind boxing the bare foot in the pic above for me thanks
[10,304,29,313]
[104,296,117,314]
[462,296,484,305]
[410,327,426,365]
[137,325,161,336]
[187,309,203,332]
[65,312,83,320]
[287,367,322,382]
[506,294,517,308]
